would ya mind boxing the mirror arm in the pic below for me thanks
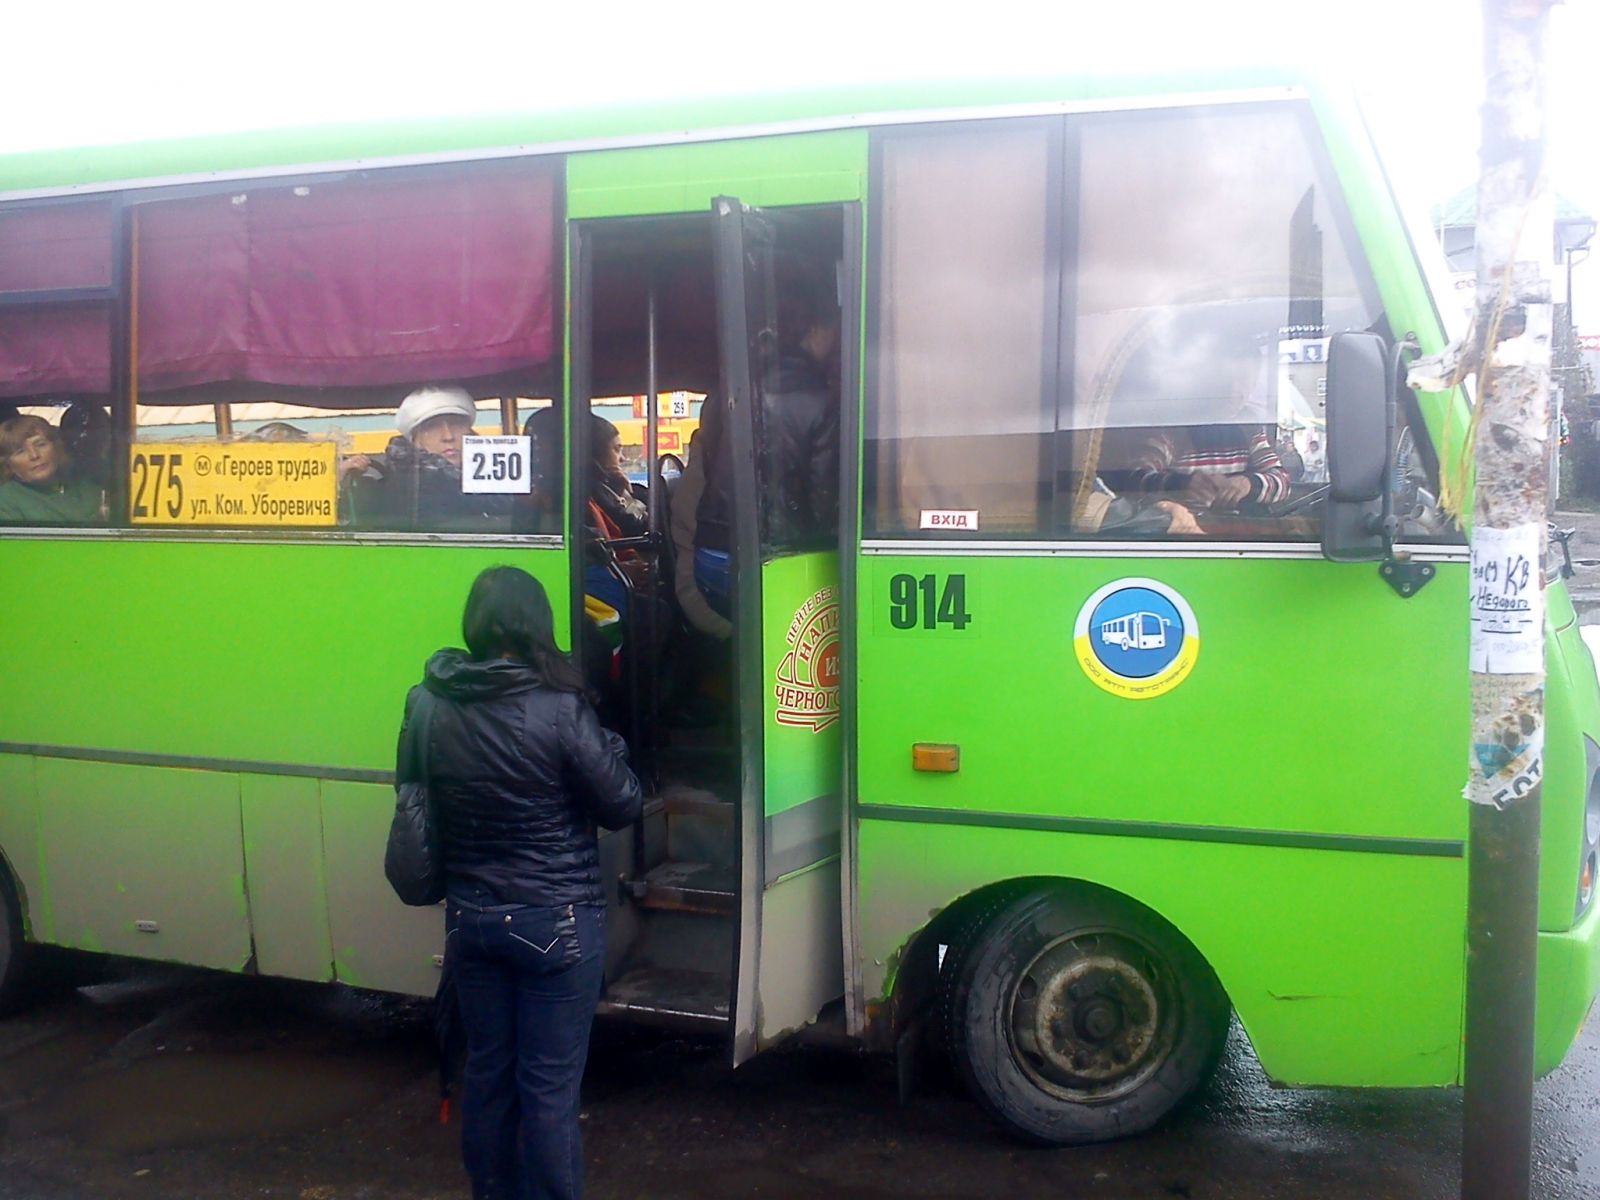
[1378,336,1419,552]
[1378,335,1432,598]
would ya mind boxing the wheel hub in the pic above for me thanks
[1008,935,1174,1101]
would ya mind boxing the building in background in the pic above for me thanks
[1433,188,1598,496]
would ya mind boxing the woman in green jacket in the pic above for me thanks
[0,415,104,525]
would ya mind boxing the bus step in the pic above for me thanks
[629,860,736,915]
[596,965,730,1029]
[657,784,733,820]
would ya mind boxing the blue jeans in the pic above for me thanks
[446,886,607,1200]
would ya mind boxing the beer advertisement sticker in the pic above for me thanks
[1073,578,1200,700]
[775,587,841,732]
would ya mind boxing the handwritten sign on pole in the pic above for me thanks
[1469,523,1543,674]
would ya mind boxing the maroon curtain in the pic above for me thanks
[0,201,115,397]
[0,165,558,401]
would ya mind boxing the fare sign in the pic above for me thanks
[462,436,533,494]
[128,442,338,526]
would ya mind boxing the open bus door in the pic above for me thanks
[711,196,847,1063]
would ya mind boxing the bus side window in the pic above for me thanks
[0,200,115,530]
[122,164,562,535]
[867,105,1388,544]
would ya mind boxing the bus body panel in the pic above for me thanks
[1535,901,1600,1075]
[762,552,844,838]
[568,131,866,220]
[0,756,44,939]
[0,71,1304,198]
[0,539,568,769]
[1543,601,1600,930]
[856,819,1465,1086]
[855,552,1469,1080]
[858,554,1468,839]
[0,539,567,983]
[752,550,846,1046]
[321,780,443,995]
[33,757,251,968]
[241,774,335,982]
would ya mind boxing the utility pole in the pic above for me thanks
[1409,2,1558,1197]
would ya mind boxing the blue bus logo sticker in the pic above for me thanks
[1073,579,1200,700]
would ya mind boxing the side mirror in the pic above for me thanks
[1321,331,1393,563]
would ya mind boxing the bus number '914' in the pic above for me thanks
[888,573,971,631]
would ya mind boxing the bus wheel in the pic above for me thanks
[942,886,1228,1145]
[0,867,31,1016]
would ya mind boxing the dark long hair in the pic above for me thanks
[462,566,587,694]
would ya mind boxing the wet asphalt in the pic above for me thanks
[0,960,1596,1200]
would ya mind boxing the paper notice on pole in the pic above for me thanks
[1469,523,1544,674]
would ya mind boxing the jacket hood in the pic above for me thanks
[424,648,544,702]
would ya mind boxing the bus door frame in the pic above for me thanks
[712,196,860,1063]
[567,218,665,791]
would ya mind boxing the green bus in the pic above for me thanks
[2,68,1598,1146]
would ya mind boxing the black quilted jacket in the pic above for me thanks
[695,353,840,553]
[400,650,641,907]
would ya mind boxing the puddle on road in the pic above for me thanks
[3,969,435,1155]
[31,1046,423,1153]
[0,1019,131,1110]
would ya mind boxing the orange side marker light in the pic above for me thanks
[912,743,960,773]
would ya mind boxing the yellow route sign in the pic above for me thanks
[128,442,339,527]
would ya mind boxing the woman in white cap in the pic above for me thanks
[346,385,515,530]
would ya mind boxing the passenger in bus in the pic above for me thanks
[1071,474,1203,536]
[1099,332,1291,519]
[695,267,841,608]
[406,566,640,1200]
[343,385,516,530]
[663,406,734,731]
[59,402,113,488]
[0,415,104,525]
[583,415,649,619]
[580,414,661,720]
[766,271,842,546]
[245,420,309,441]
[587,415,648,539]
[1119,424,1291,511]
[521,405,564,529]
[670,400,732,640]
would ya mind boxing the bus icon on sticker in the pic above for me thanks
[1074,579,1200,700]
[1099,611,1171,651]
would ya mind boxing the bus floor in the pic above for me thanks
[599,735,738,1031]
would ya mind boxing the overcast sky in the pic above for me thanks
[8,0,1597,327]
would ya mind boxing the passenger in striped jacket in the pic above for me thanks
[1122,423,1292,511]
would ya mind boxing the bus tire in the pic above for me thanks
[943,884,1228,1145]
[0,865,32,1017]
